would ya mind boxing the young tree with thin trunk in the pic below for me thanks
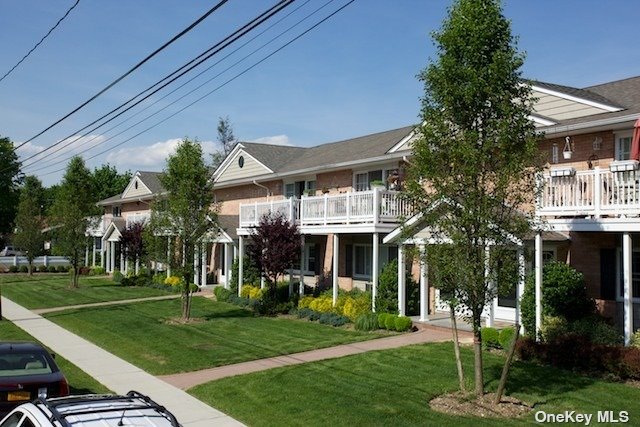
[13,176,46,275]
[211,116,237,167]
[120,221,146,275]
[406,0,541,398]
[149,138,217,320]
[50,157,97,288]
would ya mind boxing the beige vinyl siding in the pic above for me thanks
[121,177,152,199]
[218,150,272,182]
[392,134,418,153]
[532,91,611,121]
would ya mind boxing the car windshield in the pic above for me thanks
[0,351,53,377]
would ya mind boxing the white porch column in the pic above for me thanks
[193,247,200,286]
[372,232,379,312]
[120,250,124,274]
[332,234,339,306]
[92,240,97,267]
[398,244,406,316]
[623,232,634,346]
[299,235,305,290]
[201,242,207,286]
[517,246,525,334]
[224,243,233,289]
[100,244,105,269]
[535,231,543,340]
[238,236,244,296]
[135,259,139,275]
[85,246,89,267]
[166,236,171,278]
[110,242,115,273]
[485,245,494,327]
[419,245,429,322]
[104,243,109,272]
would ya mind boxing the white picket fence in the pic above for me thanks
[0,255,70,272]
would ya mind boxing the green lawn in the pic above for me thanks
[0,320,110,395]
[0,273,172,309]
[190,342,640,426]
[44,298,387,375]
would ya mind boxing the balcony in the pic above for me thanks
[239,190,413,228]
[537,167,640,217]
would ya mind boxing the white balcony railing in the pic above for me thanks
[239,190,412,228]
[537,167,640,217]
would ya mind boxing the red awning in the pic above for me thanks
[631,117,640,161]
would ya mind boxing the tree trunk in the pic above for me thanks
[494,323,520,404]
[28,262,33,276]
[473,315,484,398]
[450,305,465,392]
[182,272,192,320]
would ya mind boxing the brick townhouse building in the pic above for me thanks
[95,75,640,343]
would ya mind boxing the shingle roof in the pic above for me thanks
[535,75,640,130]
[531,80,623,109]
[216,214,239,240]
[97,171,165,206]
[239,126,415,175]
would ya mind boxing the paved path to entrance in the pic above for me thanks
[160,324,474,390]
[1,297,243,427]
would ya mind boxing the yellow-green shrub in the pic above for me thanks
[309,296,333,313]
[241,285,262,298]
[298,296,315,309]
[342,296,371,321]
[164,276,181,286]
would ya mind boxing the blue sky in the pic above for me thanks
[0,0,638,186]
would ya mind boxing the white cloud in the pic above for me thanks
[105,138,217,171]
[17,134,107,161]
[248,135,291,146]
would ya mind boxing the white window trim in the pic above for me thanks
[615,130,634,161]
[353,244,372,279]
[352,164,397,191]
[291,243,316,276]
[615,248,640,303]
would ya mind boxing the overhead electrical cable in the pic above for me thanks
[24,0,330,173]
[32,0,356,178]
[0,0,81,85]
[24,0,312,172]
[19,0,294,169]
[14,0,230,150]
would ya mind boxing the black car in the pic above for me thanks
[0,342,69,416]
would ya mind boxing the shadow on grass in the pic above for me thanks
[201,307,254,320]
[485,359,595,406]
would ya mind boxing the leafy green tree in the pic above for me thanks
[406,0,541,398]
[211,116,237,167]
[13,176,46,275]
[149,138,217,320]
[50,157,97,287]
[0,136,22,247]
[91,164,132,203]
[120,221,146,274]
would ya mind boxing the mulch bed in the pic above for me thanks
[430,391,532,419]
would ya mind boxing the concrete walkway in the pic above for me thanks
[160,324,473,390]
[1,297,244,427]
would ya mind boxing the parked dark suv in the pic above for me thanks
[0,343,69,416]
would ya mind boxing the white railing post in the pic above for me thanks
[289,198,294,223]
[346,193,351,224]
[323,193,328,225]
[373,188,380,224]
[300,197,305,226]
[594,167,601,218]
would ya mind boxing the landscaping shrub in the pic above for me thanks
[56,265,68,273]
[297,308,314,319]
[112,270,123,284]
[308,311,321,321]
[48,265,58,273]
[318,312,349,327]
[632,330,640,348]
[8,266,18,273]
[19,265,28,273]
[384,314,396,330]
[394,316,413,332]
[378,313,392,329]
[540,316,569,343]
[499,327,516,349]
[522,262,595,336]
[164,275,181,287]
[375,259,420,315]
[309,296,333,313]
[213,286,233,302]
[354,313,379,331]
[341,293,371,321]
[621,347,640,380]
[481,327,500,349]
[298,296,314,309]
[230,256,260,292]
[88,266,105,275]
[570,317,623,346]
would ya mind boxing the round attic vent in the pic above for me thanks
[238,156,245,168]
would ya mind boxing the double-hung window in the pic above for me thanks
[615,131,633,161]
[354,244,373,278]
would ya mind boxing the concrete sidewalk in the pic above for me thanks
[160,323,474,390]
[1,296,243,427]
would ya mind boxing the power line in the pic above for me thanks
[14,0,231,151]
[0,0,81,85]
[24,0,325,174]
[19,0,295,171]
[23,0,311,172]
[32,0,356,178]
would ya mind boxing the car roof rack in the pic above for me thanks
[34,390,180,427]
